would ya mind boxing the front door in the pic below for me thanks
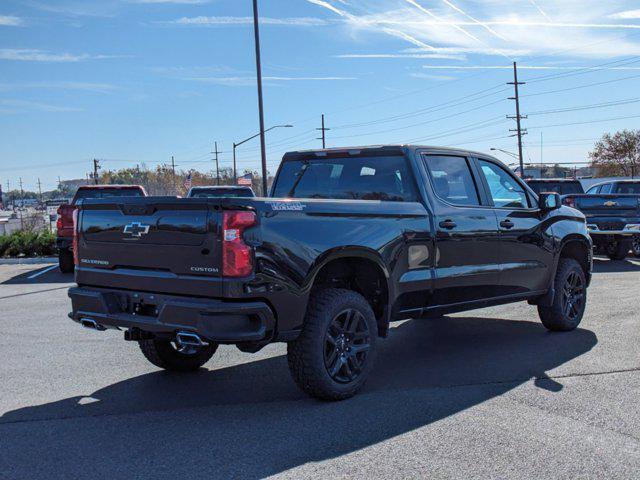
[475,158,555,295]
[421,154,502,305]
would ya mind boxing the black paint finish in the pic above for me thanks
[71,145,591,345]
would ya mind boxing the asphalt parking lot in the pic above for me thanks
[1,259,639,479]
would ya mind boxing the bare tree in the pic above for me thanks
[589,129,640,177]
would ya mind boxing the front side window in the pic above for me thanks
[423,155,480,206]
[478,160,529,209]
[271,155,417,202]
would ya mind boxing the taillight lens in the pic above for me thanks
[222,211,256,277]
[72,209,79,266]
[56,216,63,231]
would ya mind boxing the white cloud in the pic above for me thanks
[410,72,456,80]
[130,0,209,4]
[0,48,126,62]
[0,81,117,93]
[164,16,329,26]
[0,99,82,113]
[336,53,466,60]
[304,0,640,59]
[609,9,640,19]
[0,15,23,26]
[184,76,357,86]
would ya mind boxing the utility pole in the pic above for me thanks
[316,114,330,149]
[233,143,238,183]
[93,159,100,185]
[37,178,42,202]
[252,0,268,196]
[171,155,176,194]
[212,142,221,185]
[507,61,527,177]
[18,177,24,229]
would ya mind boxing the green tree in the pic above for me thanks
[589,130,640,177]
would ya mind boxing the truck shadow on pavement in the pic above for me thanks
[592,257,640,273]
[1,316,597,479]
[1,266,72,285]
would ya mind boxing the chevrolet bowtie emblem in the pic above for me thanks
[123,222,150,237]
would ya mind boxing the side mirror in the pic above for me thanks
[539,192,561,211]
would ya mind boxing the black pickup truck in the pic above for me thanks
[562,181,640,260]
[68,146,592,400]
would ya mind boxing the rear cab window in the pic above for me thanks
[73,188,144,203]
[190,188,254,198]
[272,155,418,202]
[527,181,583,195]
[422,155,480,206]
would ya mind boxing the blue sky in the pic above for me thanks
[1,0,640,190]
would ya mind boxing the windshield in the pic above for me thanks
[74,188,143,202]
[272,155,417,202]
[613,183,640,194]
[527,181,583,195]
[189,188,254,198]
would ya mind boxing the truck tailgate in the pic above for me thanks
[573,195,639,215]
[76,197,223,296]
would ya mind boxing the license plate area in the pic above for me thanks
[129,294,160,317]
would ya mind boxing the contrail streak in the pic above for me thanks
[528,0,552,22]
[404,0,482,44]
[440,0,508,40]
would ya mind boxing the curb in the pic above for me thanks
[0,257,57,265]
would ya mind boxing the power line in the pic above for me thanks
[527,113,640,130]
[523,72,640,98]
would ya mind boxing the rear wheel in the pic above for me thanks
[58,250,74,273]
[538,258,587,332]
[287,288,377,401]
[607,241,629,261]
[632,235,640,258]
[138,338,217,371]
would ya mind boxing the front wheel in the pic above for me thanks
[287,288,377,401]
[538,258,587,332]
[607,241,630,261]
[138,338,217,371]
[632,235,640,258]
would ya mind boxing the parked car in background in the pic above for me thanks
[187,186,255,198]
[56,185,146,272]
[525,178,584,196]
[68,146,591,400]
[586,179,640,195]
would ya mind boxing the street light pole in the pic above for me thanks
[232,124,293,192]
[252,0,268,196]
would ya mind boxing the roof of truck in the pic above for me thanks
[282,145,497,160]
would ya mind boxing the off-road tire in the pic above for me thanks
[632,235,640,258]
[538,258,587,332]
[58,250,74,273]
[287,288,377,401]
[138,338,217,371]
[607,241,629,261]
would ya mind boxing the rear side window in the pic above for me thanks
[586,185,600,194]
[272,155,417,202]
[478,160,529,208]
[423,155,480,206]
[613,183,640,194]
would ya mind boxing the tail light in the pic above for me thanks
[72,209,79,266]
[222,210,256,277]
[563,197,576,208]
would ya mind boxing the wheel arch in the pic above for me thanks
[306,247,394,337]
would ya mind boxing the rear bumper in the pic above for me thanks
[68,286,275,344]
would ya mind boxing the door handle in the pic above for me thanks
[439,219,457,230]
[500,219,514,229]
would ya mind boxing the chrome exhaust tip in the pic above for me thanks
[80,318,107,331]
[176,331,208,347]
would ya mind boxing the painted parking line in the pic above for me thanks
[27,265,58,280]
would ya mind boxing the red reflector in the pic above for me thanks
[72,209,79,266]
[222,211,256,277]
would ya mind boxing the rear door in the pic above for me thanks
[421,153,502,304]
[475,158,554,295]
